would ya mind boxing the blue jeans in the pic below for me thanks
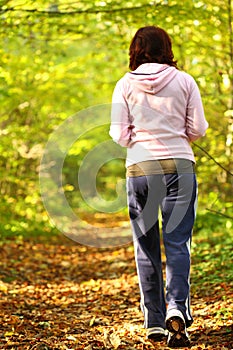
[127,173,197,329]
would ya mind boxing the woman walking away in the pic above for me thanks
[110,26,208,348]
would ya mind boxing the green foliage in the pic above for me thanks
[0,0,232,237]
[192,211,233,295]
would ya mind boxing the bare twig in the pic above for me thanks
[0,3,153,15]
[206,208,233,219]
[193,142,233,177]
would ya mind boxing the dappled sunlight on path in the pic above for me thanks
[0,235,232,349]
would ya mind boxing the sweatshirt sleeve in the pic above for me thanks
[186,77,209,142]
[109,78,133,147]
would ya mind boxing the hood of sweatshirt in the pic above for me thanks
[125,63,178,94]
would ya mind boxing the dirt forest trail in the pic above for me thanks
[0,234,232,350]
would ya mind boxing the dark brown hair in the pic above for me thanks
[129,26,178,70]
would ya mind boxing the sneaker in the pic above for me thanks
[147,327,167,342]
[166,309,190,348]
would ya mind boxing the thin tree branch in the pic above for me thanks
[228,0,233,64]
[0,3,153,15]
[193,142,233,177]
[206,208,233,219]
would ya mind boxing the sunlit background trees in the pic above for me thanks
[0,0,232,237]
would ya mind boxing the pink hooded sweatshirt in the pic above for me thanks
[110,63,208,166]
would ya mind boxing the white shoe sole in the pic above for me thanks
[147,326,167,342]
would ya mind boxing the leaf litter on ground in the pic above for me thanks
[0,233,232,350]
